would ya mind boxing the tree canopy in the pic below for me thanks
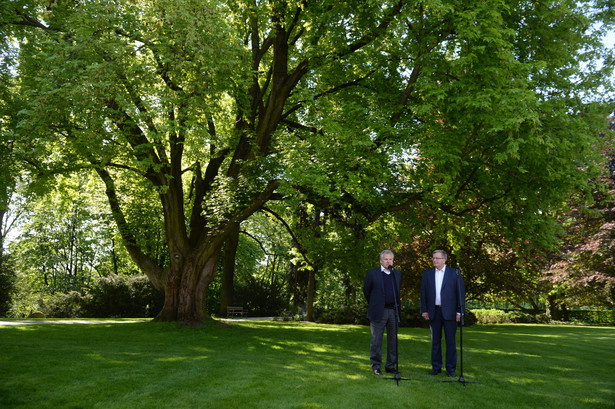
[2,0,614,323]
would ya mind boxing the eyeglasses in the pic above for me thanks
[432,257,445,260]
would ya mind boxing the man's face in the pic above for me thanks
[432,253,446,270]
[380,253,394,269]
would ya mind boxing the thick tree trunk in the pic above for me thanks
[155,253,219,324]
[546,293,562,321]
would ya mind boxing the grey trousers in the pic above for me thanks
[369,308,397,370]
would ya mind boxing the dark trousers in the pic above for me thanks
[369,308,397,371]
[429,306,457,373]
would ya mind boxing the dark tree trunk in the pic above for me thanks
[290,262,299,315]
[306,266,316,322]
[219,223,240,317]
[156,251,219,324]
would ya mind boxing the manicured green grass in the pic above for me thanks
[1,320,613,409]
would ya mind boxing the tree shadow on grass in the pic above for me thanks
[3,321,613,408]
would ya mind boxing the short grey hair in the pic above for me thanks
[433,249,447,260]
[379,250,394,260]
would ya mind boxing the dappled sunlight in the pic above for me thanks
[156,356,209,362]
[507,376,547,386]
[344,373,365,381]
[472,348,541,358]
[86,353,139,366]
[1,321,614,408]
[237,320,368,333]
[4,326,39,333]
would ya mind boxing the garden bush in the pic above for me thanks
[473,309,552,324]
[232,278,288,317]
[314,304,369,325]
[567,309,615,325]
[314,306,477,327]
[33,274,163,319]
[508,310,538,323]
[39,291,89,318]
[473,308,514,324]
[84,274,164,318]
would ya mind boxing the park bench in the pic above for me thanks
[226,306,247,318]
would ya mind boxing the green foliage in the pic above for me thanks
[314,304,369,325]
[234,214,292,316]
[207,214,293,317]
[313,306,477,328]
[472,308,550,324]
[7,171,162,316]
[473,308,516,324]
[37,291,88,318]
[542,125,615,310]
[85,274,164,318]
[3,0,615,322]
[15,274,163,319]
[566,308,615,325]
[0,254,16,317]
[233,277,288,317]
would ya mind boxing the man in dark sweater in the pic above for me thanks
[363,250,402,375]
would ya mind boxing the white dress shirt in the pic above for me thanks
[435,266,445,306]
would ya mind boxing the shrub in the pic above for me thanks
[84,274,164,318]
[400,308,477,327]
[463,309,478,326]
[567,309,615,325]
[39,291,89,318]
[232,278,288,317]
[313,306,476,327]
[473,308,513,324]
[33,275,164,319]
[509,310,538,323]
[400,308,426,328]
[473,309,553,324]
[535,313,550,324]
[314,304,369,325]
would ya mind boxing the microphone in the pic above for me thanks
[387,265,393,271]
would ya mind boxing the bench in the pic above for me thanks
[226,306,247,318]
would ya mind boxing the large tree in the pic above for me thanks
[543,118,615,315]
[3,0,613,323]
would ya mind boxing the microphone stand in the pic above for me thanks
[384,266,412,386]
[439,266,479,386]
[456,267,466,385]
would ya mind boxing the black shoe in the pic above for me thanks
[429,369,442,375]
[385,367,398,374]
[447,371,455,377]
[373,369,383,375]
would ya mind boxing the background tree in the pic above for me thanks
[214,209,293,317]
[2,0,613,324]
[5,172,162,317]
[4,0,414,323]
[543,118,615,318]
[0,32,23,317]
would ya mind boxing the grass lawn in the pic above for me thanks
[0,320,613,409]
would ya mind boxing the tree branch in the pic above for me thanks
[12,11,53,31]
[261,206,315,269]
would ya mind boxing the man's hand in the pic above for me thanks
[456,313,461,322]
[422,312,429,320]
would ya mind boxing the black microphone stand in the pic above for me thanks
[456,266,467,386]
[439,266,479,386]
[384,266,412,386]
